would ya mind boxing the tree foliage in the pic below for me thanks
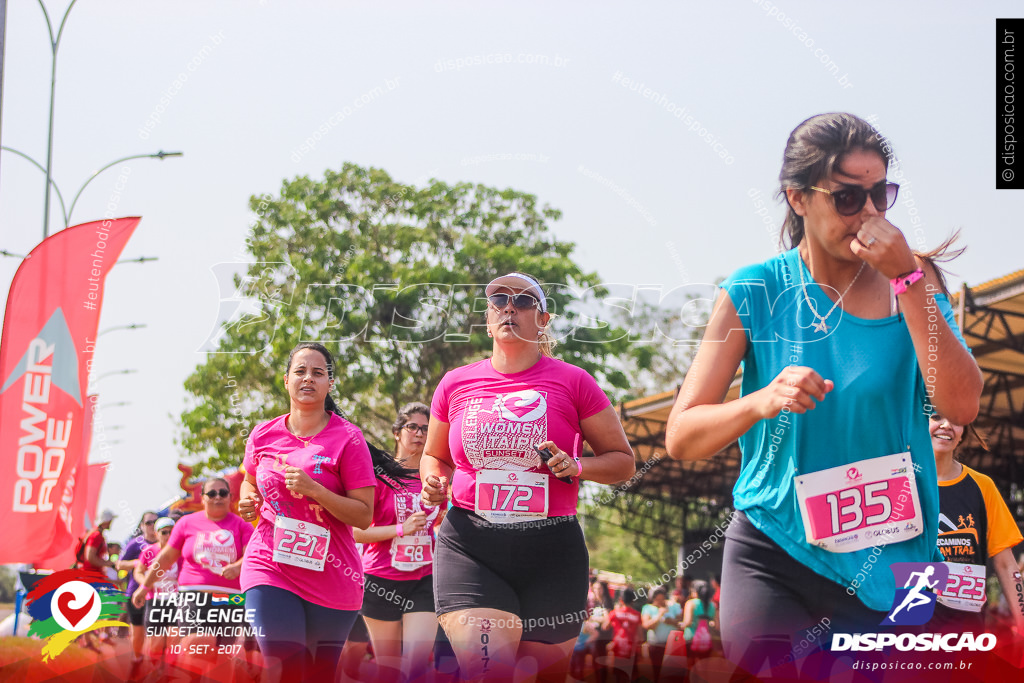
[180,163,682,471]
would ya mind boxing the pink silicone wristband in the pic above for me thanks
[576,457,583,477]
[891,268,924,296]
[395,524,404,538]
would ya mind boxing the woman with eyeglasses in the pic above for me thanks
[421,271,636,682]
[928,412,1024,635]
[352,402,445,683]
[236,342,376,683]
[118,510,159,665]
[665,113,982,674]
[135,517,182,660]
[132,477,253,670]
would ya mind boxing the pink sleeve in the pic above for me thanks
[138,545,154,570]
[243,422,264,474]
[338,431,375,491]
[168,518,187,552]
[237,515,254,548]
[575,367,612,421]
[430,372,451,422]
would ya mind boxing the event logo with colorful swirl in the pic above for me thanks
[26,569,127,660]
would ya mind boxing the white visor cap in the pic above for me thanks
[485,272,547,312]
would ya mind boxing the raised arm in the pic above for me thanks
[666,289,832,461]
[848,222,981,425]
[895,257,982,425]
[421,419,455,506]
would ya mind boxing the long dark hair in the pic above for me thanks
[287,343,416,491]
[915,230,967,297]
[369,443,419,491]
[692,580,711,612]
[777,113,889,249]
[593,580,614,610]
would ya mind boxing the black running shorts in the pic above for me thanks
[434,506,589,644]
[362,573,435,621]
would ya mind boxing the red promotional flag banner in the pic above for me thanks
[0,218,139,564]
[34,394,98,570]
[85,462,109,532]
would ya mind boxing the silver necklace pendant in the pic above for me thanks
[798,254,865,335]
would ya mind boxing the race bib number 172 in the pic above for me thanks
[475,470,549,524]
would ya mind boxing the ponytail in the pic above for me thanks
[538,323,557,358]
[325,393,345,418]
[369,443,418,491]
[326,395,416,491]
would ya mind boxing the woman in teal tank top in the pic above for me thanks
[665,113,981,676]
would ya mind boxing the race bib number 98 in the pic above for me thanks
[392,536,433,571]
[795,453,923,553]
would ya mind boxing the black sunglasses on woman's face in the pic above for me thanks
[809,181,899,216]
[487,293,539,310]
[204,488,230,498]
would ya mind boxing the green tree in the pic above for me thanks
[180,163,660,471]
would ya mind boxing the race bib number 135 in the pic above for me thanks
[795,452,923,553]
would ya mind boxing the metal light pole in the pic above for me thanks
[29,1,183,236]
[37,0,78,238]
[65,151,183,226]
[90,368,137,384]
[99,401,130,409]
[97,323,147,337]
[2,146,183,230]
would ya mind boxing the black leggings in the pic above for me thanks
[720,511,890,677]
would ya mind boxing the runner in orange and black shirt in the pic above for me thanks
[929,412,1024,634]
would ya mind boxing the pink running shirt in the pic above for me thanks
[362,477,445,581]
[139,542,182,599]
[168,511,253,593]
[241,413,376,610]
[430,356,610,518]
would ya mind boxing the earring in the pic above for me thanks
[537,330,543,337]
[487,331,493,337]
